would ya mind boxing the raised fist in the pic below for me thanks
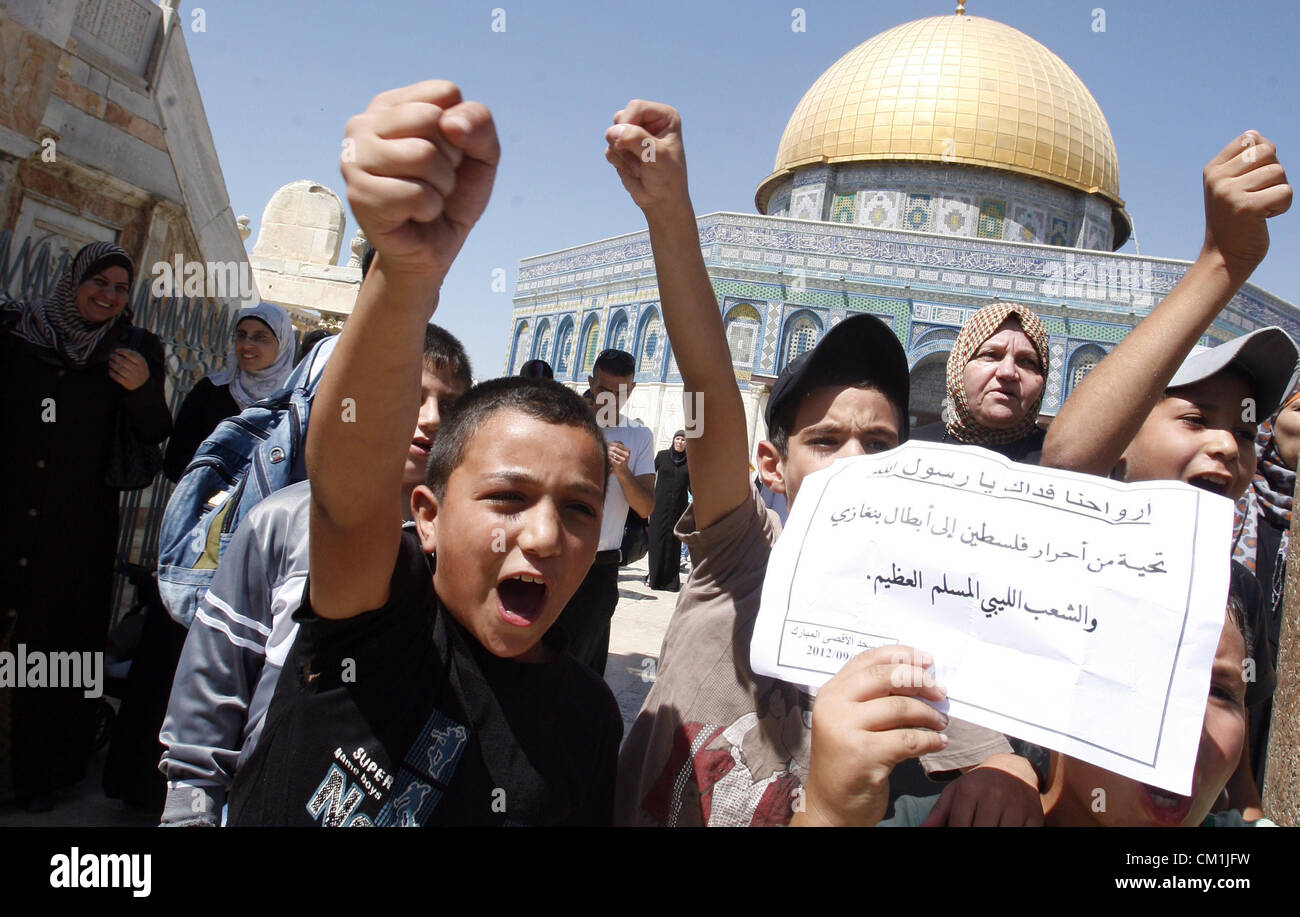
[1202,131,1291,278]
[604,100,690,214]
[341,80,499,282]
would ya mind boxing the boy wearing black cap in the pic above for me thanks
[605,101,1041,827]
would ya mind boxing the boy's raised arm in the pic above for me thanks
[605,102,751,529]
[308,81,498,620]
[1043,132,1290,474]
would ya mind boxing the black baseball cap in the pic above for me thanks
[764,313,910,440]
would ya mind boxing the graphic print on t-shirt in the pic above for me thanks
[304,708,470,827]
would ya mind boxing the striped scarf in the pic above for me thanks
[1232,387,1299,616]
[944,301,1050,446]
[1,241,135,367]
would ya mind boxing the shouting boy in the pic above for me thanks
[227,81,622,826]
[605,100,1043,827]
[1044,131,1294,818]
[158,322,472,826]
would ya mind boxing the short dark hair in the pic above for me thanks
[297,328,335,365]
[1226,566,1258,664]
[592,348,635,378]
[425,377,609,498]
[360,242,376,279]
[768,370,904,458]
[424,324,473,389]
[519,359,554,379]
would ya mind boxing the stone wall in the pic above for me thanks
[0,0,249,304]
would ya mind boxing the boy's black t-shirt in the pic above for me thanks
[227,530,623,826]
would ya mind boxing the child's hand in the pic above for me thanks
[604,101,690,216]
[1202,131,1290,279]
[341,80,499,283]
[792,646,949,827]
[921,753,1044,827]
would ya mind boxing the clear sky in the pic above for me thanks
[183,0,1300,377]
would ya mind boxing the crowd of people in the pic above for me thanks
[0,78,1294,827]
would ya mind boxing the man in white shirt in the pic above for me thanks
[555,348,654,673]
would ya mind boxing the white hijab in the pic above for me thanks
[210,302,297,408]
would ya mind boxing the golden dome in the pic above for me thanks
[756,13,1124,215]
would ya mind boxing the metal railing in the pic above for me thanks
[1,232,241,624]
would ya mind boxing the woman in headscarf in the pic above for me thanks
[0,241,171,809]
[893,301,1051,801]
[1232,383,1300,791]
[163,301,296,482]
[912,301,1051,463]
[646,430,691,592]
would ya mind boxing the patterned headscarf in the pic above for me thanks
[209,301,297,409]
[1232,384,1300,614]
[945,301,1050,446]
[2,241,135,367]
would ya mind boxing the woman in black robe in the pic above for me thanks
[647,431,690,592]
[0,242,171,810]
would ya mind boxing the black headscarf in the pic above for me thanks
[671,429,687,464]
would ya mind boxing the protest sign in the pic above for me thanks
[752,441,1233,795]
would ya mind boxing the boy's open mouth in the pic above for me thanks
[1187,474,1230,496]
[1139,783,1194,824]
[497,574,548,627]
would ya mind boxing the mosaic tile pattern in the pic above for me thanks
[1011,204,1046,244]
[861,190,900,228]
[1048,216,1069,247]
[760,299,780,371]
[790,187,824,220]
[766,162,1088,245]
[938,195,976,235]
[977,199,1006,239]
[904,193,935,232]
[831,192,857,223]
[510,213,1300,390]
[580,316,601,373]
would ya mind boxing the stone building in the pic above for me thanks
[246,178,365,332]
[504,7,1300,451]
[0,0,250,301]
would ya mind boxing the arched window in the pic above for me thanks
[784,314,821,366]
[1069,346,1104,393]
[607,312,630,352]
[579,315,601,374]
[637,311,663,375]
[510,321,529,373]
[555,319,575,375]
[725,303,762,368]
[532,319,553,363]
